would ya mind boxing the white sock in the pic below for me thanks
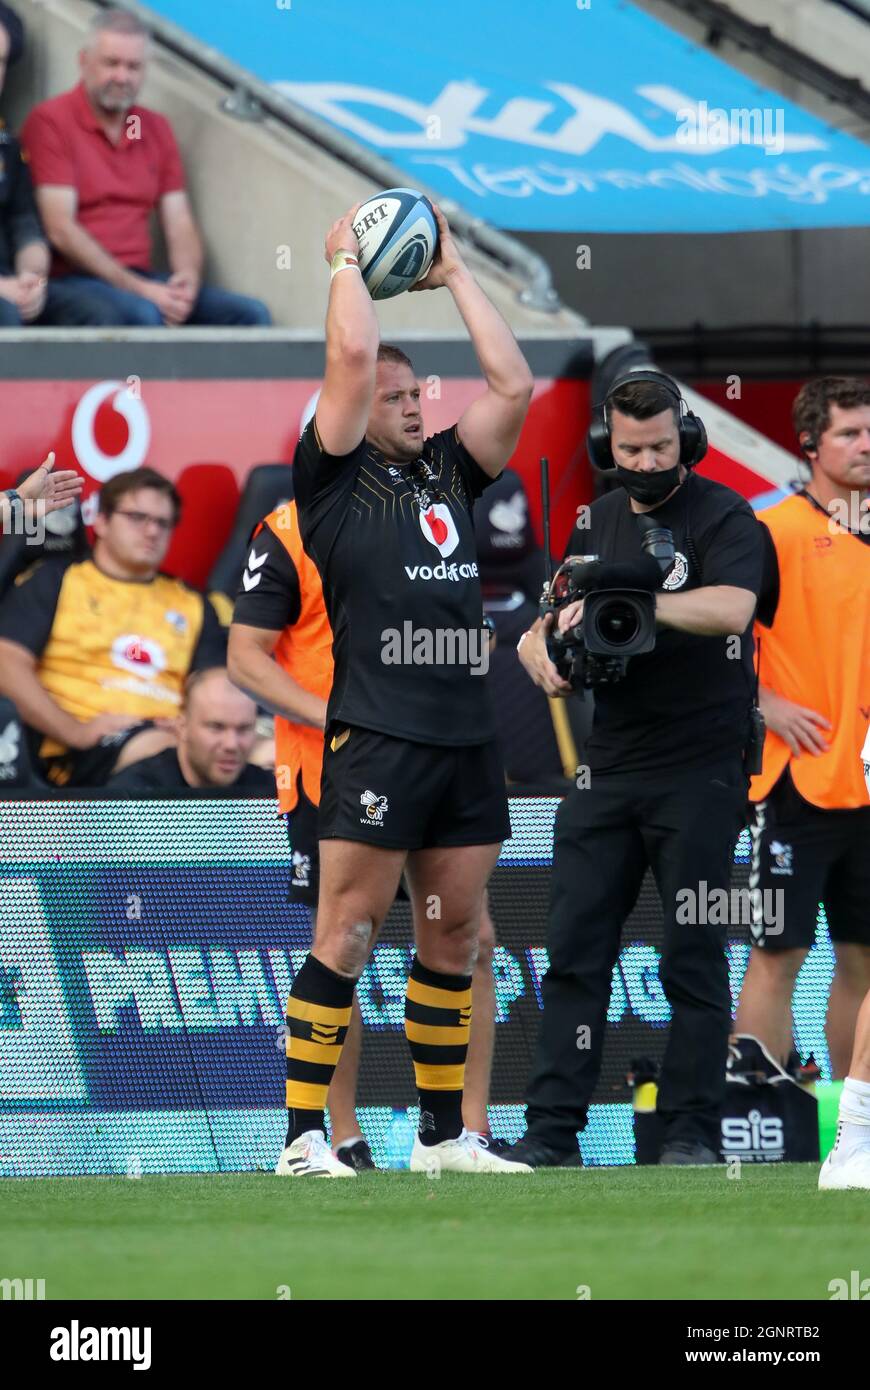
[831,1078,870,1160]
[840,1076,870,1124]
[335,1136,363,1153]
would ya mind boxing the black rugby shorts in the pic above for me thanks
[749,769,870,950]
[319,724,510,850]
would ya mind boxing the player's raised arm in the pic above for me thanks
[315,205,380,457]
[412,205,533,477]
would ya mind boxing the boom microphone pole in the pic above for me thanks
[540,456,552,602]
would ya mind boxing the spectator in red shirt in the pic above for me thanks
[21,7,271,328]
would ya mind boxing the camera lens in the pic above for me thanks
[593,599,641,647]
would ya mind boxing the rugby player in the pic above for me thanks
[229,501,508,1169]
[272,202,534,1176]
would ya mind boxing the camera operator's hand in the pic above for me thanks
[517,613,573,698]
[557,599,584,634]
[760,688,831,758]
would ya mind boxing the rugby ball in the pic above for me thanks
[352,188,437,300]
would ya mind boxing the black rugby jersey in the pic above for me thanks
[293,419,498,746]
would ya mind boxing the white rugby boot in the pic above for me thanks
[410,1127,533,1174]
[275,1129,357,1177]
[819,1145,870,1191]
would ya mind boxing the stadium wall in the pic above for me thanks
[560,0,870,333]
[0,333,807,592]
[0,333,613,586]
[4,0,584,333]
[0,796,837,1175]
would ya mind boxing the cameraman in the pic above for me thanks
[511,371,764,1167]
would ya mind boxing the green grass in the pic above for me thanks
[1,1165,868,1300]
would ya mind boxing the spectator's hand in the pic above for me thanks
[518,613,573,698]
[16,272,47,322]
[0,274,23,305]
[760,689,831,758]
[16,452,84,512]
[166,270,199,322]
[324,203,363,264]
[69,713,140,751]
[409,204,466,291]
[135,277,192,326]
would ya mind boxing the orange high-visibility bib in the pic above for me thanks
[255,503,333,815]
[750,493,870,809]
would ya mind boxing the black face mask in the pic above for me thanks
[614,463,683,505]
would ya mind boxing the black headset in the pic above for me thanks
[586,369,708,471]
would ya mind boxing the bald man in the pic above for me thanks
[107,667,273,793]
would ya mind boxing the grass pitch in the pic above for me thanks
[2,1164,867,1301]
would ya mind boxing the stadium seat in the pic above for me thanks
[206,464,293,619]
[163,463,242,594]
[0,696,51,790]
[474,466,549,605]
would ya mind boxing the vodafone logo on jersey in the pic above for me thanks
[111,634,167,678]
[418,503,459,558]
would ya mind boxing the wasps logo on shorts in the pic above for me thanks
[360,789,389,822]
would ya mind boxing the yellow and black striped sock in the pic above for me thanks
[285,953,354,1144]
[404,955,472,1146]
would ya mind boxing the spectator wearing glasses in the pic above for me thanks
[0,466,226,786]
[20,7,271,328]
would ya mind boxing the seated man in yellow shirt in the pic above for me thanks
[0,465,226,785]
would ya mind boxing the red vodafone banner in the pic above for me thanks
[0,338,796,590]
[0,338,592,588]
[0,377,322,587]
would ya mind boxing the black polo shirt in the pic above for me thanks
[564,472,764,774]
[293,419,498,746]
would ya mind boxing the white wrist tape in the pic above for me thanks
[330,251,360,279]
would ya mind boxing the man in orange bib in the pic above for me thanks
[735,378,870,1078]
